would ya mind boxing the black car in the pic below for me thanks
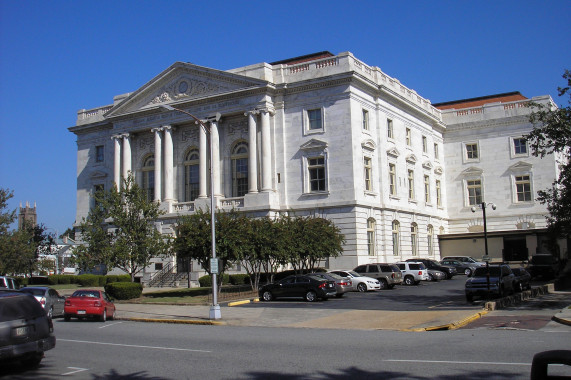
[406,258,457,279]
[259,274,337,302]
[512,267,532,292]
[0,290,56,367]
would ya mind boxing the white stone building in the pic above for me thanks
[69,51,566,282]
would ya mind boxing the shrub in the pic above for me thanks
[229,274,250,285]
[198,274,230,287]
[98,275,106,286]
[59,275,73,284]
[15,277,28,287]
[76,274,100,287]
[105,282,143,300]
[47,275,58,285]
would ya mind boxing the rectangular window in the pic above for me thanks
[362,109,369,131]
[154,263,163,271]
[389,163,397,196]
[411,226,418,256]
[364,157,372,191]
[308,157,325,192]
[408,169,415,200]
[466,143,479,159]
[424,175,430,203]
[307,109,322,130]
[467,179,482,206]
[406,128,411,146]
[422,136,428,153]
[436,180,442,206]
[515,175,532,202]
[434,143,439,159]
[96,145,104,162]
[387,119,393,139]
[367,219,375,256]
[514,138,527,155]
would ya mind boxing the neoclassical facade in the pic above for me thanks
[69,51,565,281]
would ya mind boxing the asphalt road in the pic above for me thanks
[2,319,570,379]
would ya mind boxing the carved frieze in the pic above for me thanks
[148,77,231,107]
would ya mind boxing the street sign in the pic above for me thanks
[210,258,219,274]
[482,255,491,262]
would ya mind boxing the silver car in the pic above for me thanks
[20,287,66,319]
[309,272,352,297]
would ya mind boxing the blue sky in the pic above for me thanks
[1,0,569,235]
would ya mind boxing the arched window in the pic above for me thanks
[367,218,376,256]
[231,141,248,197]
[142,155,155,202]
[392,220,400,257]
[427,225,434,256]
[184,148,199,202]
[411,223,418,256]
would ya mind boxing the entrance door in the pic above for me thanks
[503,236,528,261]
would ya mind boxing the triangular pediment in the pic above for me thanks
[461,166,483,177]
[386,147,400,158]
[90,170,108,179]
[422,161,433,170]
[105,62,268,117]
[508,161,533,172]
[405,154,418,164]
[434,166,443,175]
[361,139,376,151]
[300,139,328,151]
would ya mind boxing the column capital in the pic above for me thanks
[244,109,260,117]
[151,127,163,133]
[259,107,275,116]
[162,125,174,132]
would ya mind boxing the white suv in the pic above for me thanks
[396,262,429,285]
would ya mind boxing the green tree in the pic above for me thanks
[76,174,172,281]
[525,69,571,237]
[0,188,16,234]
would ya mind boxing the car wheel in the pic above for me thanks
[357,283,367,292]
[379,279,388,290]
[404,276,414,286]
[21,352,43,368]
[109,308,116,320]
[261,290,273,301]
[47,306,53,319]
[464,268,472,276]
[64,314,71,322]
[466,295,473,303]
[100,310,107,322]
[305,290,317,302]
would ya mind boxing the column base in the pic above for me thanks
[209,305,221,320]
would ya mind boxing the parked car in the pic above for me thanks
[465,264,515,302]
[19,287,66,319]
[0,290,56,367]
[512,267,532,292]
[440,259,480,276]
[329,270,381,292]
[310,272,352,297]
[64,290,116,322]
[441,256,485,267]
[406,258,457,279]
[353,263,403,289]
[527,254,561,279]
[395,262,429,285]
[427,269,446,281]
[259,274,337,302]
[0,276,19,290]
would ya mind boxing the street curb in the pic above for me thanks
[116,317,225,325]
[227,298,259,307]
[401,310,489,332]
[551,315,571,327]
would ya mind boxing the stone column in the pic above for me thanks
[210,120,221,196]
[112,135,121,189]
[199,123,208,198]
[122,133,131,179]
[163,126,174,202]
[260,110,272,192]
[246,111,258,193]
[151,127,163,202]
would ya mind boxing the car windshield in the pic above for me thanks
[0,294,45,321]
[20,288,46,296]
[71,290,100,298]
[473,267,501,277]
[347,271,361,277]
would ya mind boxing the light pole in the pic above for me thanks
[471,202,496,299]
[160,104,221,319]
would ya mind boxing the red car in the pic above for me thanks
[64,290,116,322]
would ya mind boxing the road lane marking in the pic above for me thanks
[384,359,531,366]
[62,367,89,375]
[99,321,123,329]
[59,339,212,353]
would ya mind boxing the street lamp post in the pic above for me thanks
[471,202,496,299]
[160,104,221,319]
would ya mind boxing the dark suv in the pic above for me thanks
[465,264,515,302]
[353,263,403,289]
[406,258,457,279]
[0,290,56,367]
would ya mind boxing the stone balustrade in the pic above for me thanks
[76,105,113,125]
[219,197,244,209]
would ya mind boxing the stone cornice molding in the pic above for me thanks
[444,115,530,133]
